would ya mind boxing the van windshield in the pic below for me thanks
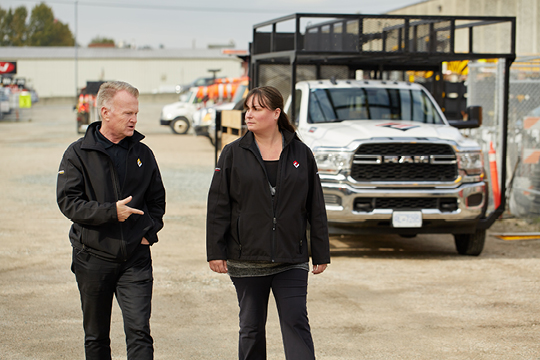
[308,87,444,124]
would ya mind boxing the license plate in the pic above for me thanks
[392,211,422,228]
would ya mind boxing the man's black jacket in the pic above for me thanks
[206,129,330,265]
[57,122,166,262]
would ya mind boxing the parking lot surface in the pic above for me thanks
[1,101,540,359]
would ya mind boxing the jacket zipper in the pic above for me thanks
[271,142,286,263]
[250,133,289,263]
[236,216,242,258]
[109,157,127,261]
[250,146,278,262]
[272,216,276,262]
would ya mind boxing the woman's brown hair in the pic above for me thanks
[244,86,295,133]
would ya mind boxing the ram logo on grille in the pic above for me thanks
[383,155,429,164]
[354,154,456,165]
[351,143,458,182]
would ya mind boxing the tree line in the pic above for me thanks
[0,2,74,46]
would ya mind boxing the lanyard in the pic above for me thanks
[254,132,285,197]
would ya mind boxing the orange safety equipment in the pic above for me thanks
[196,86,208,99]
[214,76,249,84]
[195,76,249,102]
[488,141,500,209]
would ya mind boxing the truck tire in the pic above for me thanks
[399,234,417,238]
[454,229,485,256]
[170,117,190,134]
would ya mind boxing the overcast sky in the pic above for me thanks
[3,0,423,49]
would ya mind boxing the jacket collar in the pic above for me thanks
[239,128,297,150]
[81,121,144,150]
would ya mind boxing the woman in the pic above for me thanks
[206,86,330,360]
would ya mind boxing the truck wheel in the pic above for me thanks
[454,229,485,256]
[399,234,417,238]
[170,117,190,134]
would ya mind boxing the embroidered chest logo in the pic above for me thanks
[293,161,300,168]
[137,158,142,167]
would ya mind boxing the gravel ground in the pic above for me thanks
[1,100,540,360]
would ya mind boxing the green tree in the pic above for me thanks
[0,7,8,46]
[9,7,29,46]
[26,2,74,46]
[0,3,74,46]
[0,6,28,46]
[89,36,115,46]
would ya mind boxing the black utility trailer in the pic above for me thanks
[247,13,516,249]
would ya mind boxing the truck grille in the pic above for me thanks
[350,143,458,182]
[354,197,458,212]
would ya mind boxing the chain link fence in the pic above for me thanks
[467,58,540,218]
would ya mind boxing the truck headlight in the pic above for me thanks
[313,150,354,175]
[457,151,484,176]
[162,111,174,120]
[202,109,215,126]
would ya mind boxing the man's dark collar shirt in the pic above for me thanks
[95,125,130,188]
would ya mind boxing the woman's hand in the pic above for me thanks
[209,260,228,274]
[312,264,328,275]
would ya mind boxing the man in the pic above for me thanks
[57,81,166,359]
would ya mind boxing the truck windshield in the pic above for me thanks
[308,87,444,124]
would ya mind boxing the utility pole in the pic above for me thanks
[74,1,78,98]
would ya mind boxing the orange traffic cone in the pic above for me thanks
[489,141,500,209]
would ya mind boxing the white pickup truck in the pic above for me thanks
[160,87,208,134]
[285,79,487,255]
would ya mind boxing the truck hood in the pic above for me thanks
[162,101,187,112]
[301,120,479,149]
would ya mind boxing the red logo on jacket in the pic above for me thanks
[293,161,299,168]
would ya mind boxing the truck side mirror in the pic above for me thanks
[448,106,482,129]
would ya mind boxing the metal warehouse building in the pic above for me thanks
[389,0,540,55]
[1,47,244,98]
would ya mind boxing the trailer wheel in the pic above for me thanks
[454,229,485,256]
[170,117,190,134]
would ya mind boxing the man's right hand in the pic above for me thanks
[209,260,228,274]
[116,196,144,222]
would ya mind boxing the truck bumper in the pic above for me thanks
[322,181,486,235]
[160,119,172,126]
[194,125,209,137]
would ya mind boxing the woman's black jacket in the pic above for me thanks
[206,129,330,265]
[57,122,166,262]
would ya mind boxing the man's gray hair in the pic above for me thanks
[96,81,139,111]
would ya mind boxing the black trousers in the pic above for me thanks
[231,269,316,360]
[71,246,154,360]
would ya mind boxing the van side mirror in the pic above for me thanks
[448,106,482,129]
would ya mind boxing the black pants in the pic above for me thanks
[71,246,154,360]
[231,269,315,360]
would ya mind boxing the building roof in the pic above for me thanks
[0,47,242,60]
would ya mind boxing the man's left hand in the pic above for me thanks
[141,237,150,245]
[312,264,328,274]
